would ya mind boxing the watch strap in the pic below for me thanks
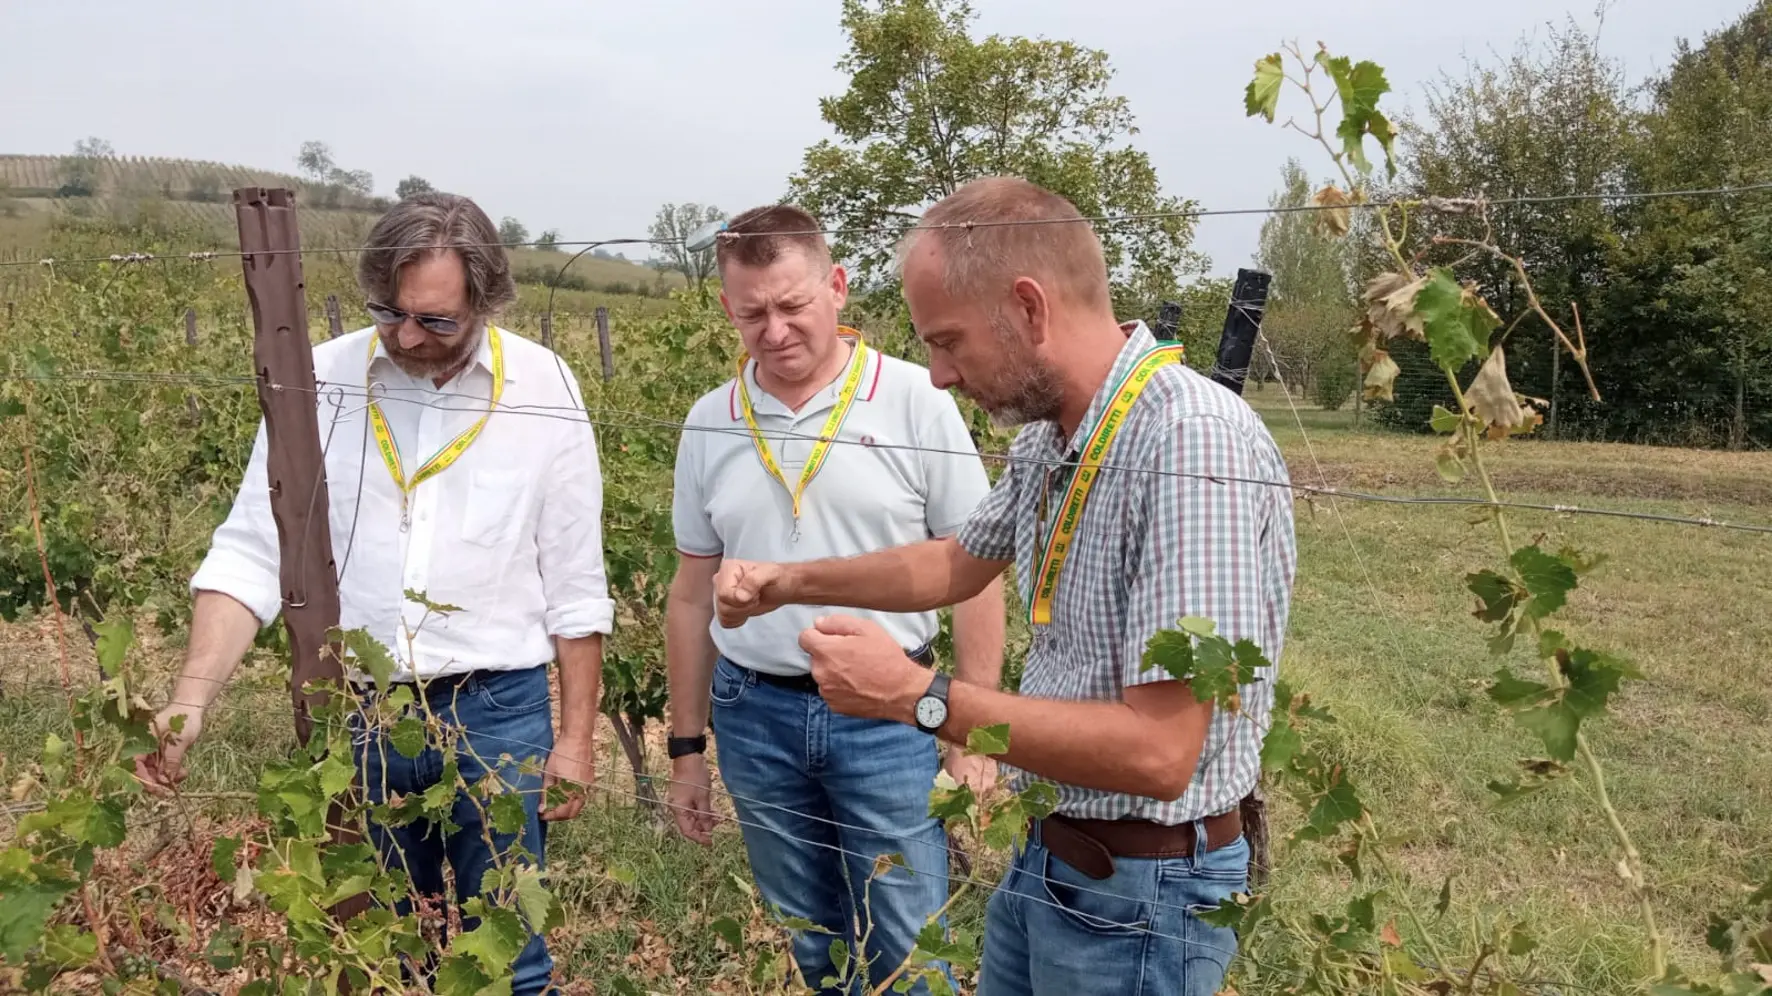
[667,734,708,759]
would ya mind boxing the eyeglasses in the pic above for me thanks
[365,301,464,336]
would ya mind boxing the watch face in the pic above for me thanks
[916,695,947,730]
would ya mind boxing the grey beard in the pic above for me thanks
[984,358,1063,428]
[384,326,482,381]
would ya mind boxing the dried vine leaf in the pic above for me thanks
[1466,345,1543,439]
[1362,272,1427,341]
[1312,184,1352,238]
[1362,347,1400,402]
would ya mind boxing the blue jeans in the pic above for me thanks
[709,656,954,995]
[978,819,1249,996]
[352,665,556,996]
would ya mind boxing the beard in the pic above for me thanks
[379,323,482,381]
[966,313,1063,427]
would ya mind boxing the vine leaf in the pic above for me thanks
[453,903,528,975]
[1414,268,1497,373]
[966,724,1011,758]
[1141,622,1268,711]
[1244,53,1285,122]
[334,627,397,694]
[1467,345,1543,439]
[710,916,744,950]
[1316,53,1398,176]
[1511,546,1578,619]
[94,617,134,679]
[1430,405,1463,434]
[514,865,564,935]
[1363,347,1400,402]
[1466,570,1521,624]
[1296,765,1364,842]
[1362,272,1428,341]
[1313,185,1352,238]
[1489,649,1640,762]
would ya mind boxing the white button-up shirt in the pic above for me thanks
[191,325,615,679]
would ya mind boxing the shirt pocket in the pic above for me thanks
[461,469,529,549]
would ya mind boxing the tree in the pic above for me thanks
[535,229,562,251]
[396,175,435,200]
[498,217,530,246]
[330,168,374,198]
[296,141,336,185]
[788,0,1204,299]
[57,136,114,198]
[648,203,725,291]
[1253,158,1360,407]
[72,136,115,159]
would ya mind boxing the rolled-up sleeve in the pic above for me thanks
[189,418,284,627]
[536,373,616,638]
[1121,414,1268,690]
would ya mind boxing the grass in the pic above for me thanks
[2,389,1768,993]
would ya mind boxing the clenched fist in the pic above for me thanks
[714,560,793,628]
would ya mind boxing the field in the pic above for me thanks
[3,280,1766,996]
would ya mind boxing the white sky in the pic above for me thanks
[0,0,1749,276]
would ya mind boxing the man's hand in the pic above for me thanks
[667,753,717,846]
[801,615,930,723]
[714,560,791,629]
[943,751,999,798]
[540,734,594,822]
[134,704,205,796]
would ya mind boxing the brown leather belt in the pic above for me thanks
[1037,808,1243,880]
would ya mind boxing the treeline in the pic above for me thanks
[1263,6,1772,448]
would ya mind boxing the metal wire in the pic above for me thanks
[6,180,1772,269]
[9,369,1770,535]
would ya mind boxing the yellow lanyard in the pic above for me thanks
[1029,344,1185,626]
[734,330,870,538]
[366,326,506,527]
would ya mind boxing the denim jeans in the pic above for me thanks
[709,656,954,995]
[978,818,1249,996]
[352,665,557,996]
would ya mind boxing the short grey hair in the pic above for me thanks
[356,192,516,320]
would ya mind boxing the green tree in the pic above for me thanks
[57,137,113,198]
[534,228,562,252]
[396,175,435,200]
[296,140,335,184]
[1253,158,1360,408]
[498,216,530,246]
[788,0,1204,301]
[647,202,725,293]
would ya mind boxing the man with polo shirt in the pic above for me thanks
[664,203,1005,995]
[712,177,1297,996]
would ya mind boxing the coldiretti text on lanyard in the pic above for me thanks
[734,330,871,542]
[365,326,506,531]
[1029,343,1186,626]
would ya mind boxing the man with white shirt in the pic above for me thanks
[663,203,1004,995]
[133,192,611,995]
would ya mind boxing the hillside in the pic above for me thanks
[0,153,683,295]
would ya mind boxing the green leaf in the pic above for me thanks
[1430,405,1463,434]
[212,836,242,884]
[965,723,1010,757]
[1507,923,1538,956]
[317,748,355,800]
[1466,570,1520,623]
[1179,616,1218,639]
[390,716,426,759]
[1297,768,1364,842]
[404,588,465,615]
[1141,629,1194,681]
[514,865,563,935]
[1487,670,1552,709]
[1511,546,1577,619]
[337,627,397,694]
[489,793,527,837]
[1260,713,1302,774]
[926,769,977,824]
[41,924,98,968]
[453,906,528,975]
[710,916,744,950]
[1515,705,1580,762]
[1244,53,1284,122]
[1560,647,1642,718]
[1017,781,1060,821]
[1316,54,1397,176]
[0,876,75,961]
[830,938,851,979]
[0,398,24,421]
[1413,268,1495,373]
[433,954,494,996]
[93,617,134,678]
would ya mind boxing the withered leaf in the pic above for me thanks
[1312,184,1352,238]
[1466,345,1541,438]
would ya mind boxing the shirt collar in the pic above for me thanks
[1053,320,1158,456]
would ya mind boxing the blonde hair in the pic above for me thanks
[898,176,1112,312]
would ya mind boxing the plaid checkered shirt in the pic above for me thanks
[956,322,1298,825]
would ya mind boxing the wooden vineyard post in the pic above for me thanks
[325,293,343,339]
[596,305,614,380]
[232,187,370,924]
[183,308,201,426]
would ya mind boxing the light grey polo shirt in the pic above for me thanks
[673,341,991,675]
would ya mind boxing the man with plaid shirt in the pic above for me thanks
[711,177,1297,996]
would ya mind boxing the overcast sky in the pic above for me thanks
[0,0,1750,276]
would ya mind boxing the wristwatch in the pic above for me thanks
[914,673,951,735]
[667,734,708,759]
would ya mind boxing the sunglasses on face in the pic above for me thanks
[365,301,465,336]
